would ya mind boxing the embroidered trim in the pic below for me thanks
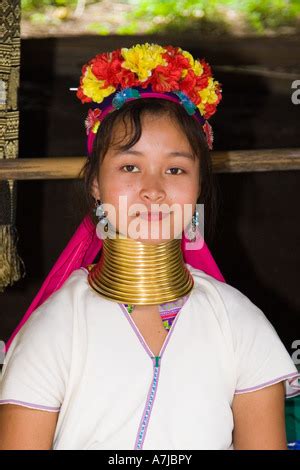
[235,372,300,396]
[124,292,191,331]
[135,360,160,450]
[0,399,60,412]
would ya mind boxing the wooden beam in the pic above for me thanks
[0,158,84,180]
[0,149,299,180]
[212,148,300,173]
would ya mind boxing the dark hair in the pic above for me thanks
[78,98,219,244]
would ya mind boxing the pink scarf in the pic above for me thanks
[4,213,225,353]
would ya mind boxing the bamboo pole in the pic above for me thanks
[0,148,300,180]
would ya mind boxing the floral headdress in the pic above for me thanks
[76,43,222,153]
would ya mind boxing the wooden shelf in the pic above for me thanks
[0,149,300,180]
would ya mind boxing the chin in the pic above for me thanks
[115,219,182,242]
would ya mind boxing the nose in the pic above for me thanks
[139,176,166,204]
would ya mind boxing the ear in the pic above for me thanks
[91,176,100,200]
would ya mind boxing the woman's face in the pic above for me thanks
[91,112,201,244]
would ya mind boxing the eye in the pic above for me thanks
[166,168,185,175]
[121,165,139,173]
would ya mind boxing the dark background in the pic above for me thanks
[0,34,299,357]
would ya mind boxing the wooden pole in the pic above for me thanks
[0,149,300,180]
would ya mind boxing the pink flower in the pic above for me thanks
[85,108,102,135]
[203,121,214,150]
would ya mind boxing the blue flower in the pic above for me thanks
[173,91,197,115]
[112,88,141,109]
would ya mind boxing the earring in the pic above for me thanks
[187,208,199,242]
[94,199,110,238]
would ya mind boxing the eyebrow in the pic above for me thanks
[113,149,195,160]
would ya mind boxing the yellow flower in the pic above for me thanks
[181,69,188,79]
[82,66,116,103]
[196,102,206,116]
[92,121,100,134]
[198,77,219,105]
[121,43,167,82]
[182,51,203,76]
[193,59,203,76]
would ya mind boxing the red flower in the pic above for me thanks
[194,73,209,91]
[188,89,202,106]
[163,48,190,90]
[90,50,123,87]
[76,86,92,104]
[203,103,217,120]
[76,64,92,103]
[116,67,140,88]
[162,45,182,57]
[81,63,88,76]
[199,59,212,78]
[179,69,197,95]
[148,63,181,92]
[215,85,223,103]
[164,46,179,55]
[163,49,190,70]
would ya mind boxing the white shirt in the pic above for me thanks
[1,264,299,450]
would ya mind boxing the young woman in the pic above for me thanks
[0,43,299,450]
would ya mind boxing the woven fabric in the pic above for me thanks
[0,0,25,292]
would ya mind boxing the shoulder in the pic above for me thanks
[186,263,257,313]
[185,264,299,398]
[7,267,90,355]
[185,263,277,336]
[34,267,89,319]
[0,271,91,411]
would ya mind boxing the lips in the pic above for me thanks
[139,211,170,221]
